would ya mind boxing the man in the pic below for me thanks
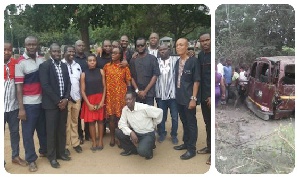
[15,36,47,172]
[217,57,225,77]
[39,43,71,168]
[223,59,232,103]
[155,44,179,145]
[115,91,163,160]
[112,40,120,49]
[96,39,112,69]
[197,32,212,165]
[130,37,160,106]
[120,35,134,64]
[61,45,83,155]
[4,41,27,167]
[74,40,89,144]
[173,38,200,160]
[148,32,160,58]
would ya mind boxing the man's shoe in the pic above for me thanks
[120,150,132,156]
[173,144,187,150]
[73,145,83,153]
[171,136,179,145]
[12,156,27,167]
[158,135,166,143]
[180,151,196,160]
[65,149,70,156]
[58,155,71,161]
[79,137,84,145]
[145,154,153,160]
[50,160,60,168]
[28,162,38,172]
[197,147,211,154]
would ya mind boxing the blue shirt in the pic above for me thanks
[223,65,232,85]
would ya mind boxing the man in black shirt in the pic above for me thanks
[74,40,89,144]
[197,33,211,165]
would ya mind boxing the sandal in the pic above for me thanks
[96,146,103,151]
[90,146,97,153]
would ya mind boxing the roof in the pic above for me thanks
[160,36,172,41]
[257,56,295,64]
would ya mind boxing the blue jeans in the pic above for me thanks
[177,103,198,153]
[4,109,20,159]
[22,104,47,163]
[156,98,178,137]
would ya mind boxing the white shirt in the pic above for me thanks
[62,59,82,100]
[148,47,158,58]
[217,63,224,76]
[118,102,163,135]
[239,71,247,85]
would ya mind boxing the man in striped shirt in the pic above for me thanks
[4,41,27,167]
[15,36,47,172]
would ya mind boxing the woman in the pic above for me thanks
[80,54,106,152]
[215,64,226,107]
[104,46,131,147]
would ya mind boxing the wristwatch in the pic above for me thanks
[135,88,139,93]
[190,96,197,101]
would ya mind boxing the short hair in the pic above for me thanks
[50,43,60,51]
[64,45,75,54]
[87,53,96,59]
[199,32,210,37]
[126,90,136,98]
[102,39,111,47]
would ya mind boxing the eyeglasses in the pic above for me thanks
[136,44,145,48]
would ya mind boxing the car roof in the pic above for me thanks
[256,56,295,64]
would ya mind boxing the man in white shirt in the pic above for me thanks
[217,57,225,76]
[61,45,83,155]
[116,91,163,160]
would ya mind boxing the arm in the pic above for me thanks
[220,77,226,99]
[118,108,132,135]
[139,75,158,98]
[189,81,199,109]
[16,84,26,120]
[80,73,94,111]
[145,106,163,126]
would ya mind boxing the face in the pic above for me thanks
[136,39,146,54]
[111,48,121,61]
[158,45,170,60]
[149,33,159,47]
[50,45,61,61]
[120,36,129,48]
[125,93,135,109]
[199,34,211,52]
[87,56,97,69]
[112,41,120,49]
[75,41,85,53]
[25,38,38,56]
[65,47,75,62]
[176,38,188,56]
[4,43,13,61]
[103,40,112,54]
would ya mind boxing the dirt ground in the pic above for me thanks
[3,106,210,174]
[215,101,295,174]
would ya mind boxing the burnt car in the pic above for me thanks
[245,56,295,120]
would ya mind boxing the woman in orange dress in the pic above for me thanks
[80,54,106,152]
[104,46,131,147]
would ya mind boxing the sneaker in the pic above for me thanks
[171,136,178,145]
[28,162,38,172]
[158,135,166,143]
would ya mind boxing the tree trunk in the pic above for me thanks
[79,18,90,53]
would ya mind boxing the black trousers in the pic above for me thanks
[177,104,198,153]
[45,108,67,161]
[201,101,211,150]
[77,101,90,140]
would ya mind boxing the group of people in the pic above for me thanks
[4,31,212,172]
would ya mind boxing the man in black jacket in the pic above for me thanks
[39,43,71,168]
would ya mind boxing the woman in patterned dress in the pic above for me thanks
[104,46,131,147]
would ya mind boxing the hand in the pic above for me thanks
[188,99,197,109]
[206,97,211,108]
[88,104,95,111]
[130,131,138,147]
[132,52,138,59]
[58,99,68,110]
[119,60,128,68]
[96,101,105,110]
[18,109,26,121]
[138,90,147,99]
[221,94,226,100]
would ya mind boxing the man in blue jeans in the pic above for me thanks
[15,36,47,172]
[4,41,27,167]
[155,44,179,145]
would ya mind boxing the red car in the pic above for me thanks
[245,56,295,120]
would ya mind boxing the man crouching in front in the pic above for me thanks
[116,91,162,160]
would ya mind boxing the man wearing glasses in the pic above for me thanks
[61,45,83,156]
[129,37,160,106]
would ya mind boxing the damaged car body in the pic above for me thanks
[245,56,295,120]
